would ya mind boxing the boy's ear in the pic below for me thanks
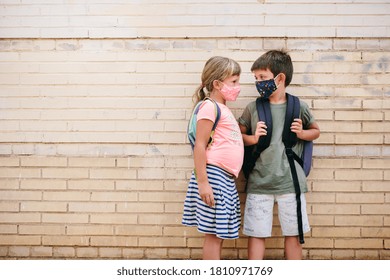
[277,73,286,87]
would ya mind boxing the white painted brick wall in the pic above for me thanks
[1,1,389,38]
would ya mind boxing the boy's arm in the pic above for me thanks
[239,122,268,146]
[291,119,320,141]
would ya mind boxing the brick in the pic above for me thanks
[356,250,380,260]
[336,193,384,204]
[8,246,30,257]
[301,238,334,249]
[313,158,361,169]
[68,180,115,190]
[335,134,383,145]
[138,192,185,202]
[42,168,88,179]
[68,157,115,167]
[90,236,137,247]
[90,192,137,202]
[20,201,67,212]
[19,225,65,235]
[116,203,163,213]
[21,179,67,190]
[89,169,136,180]
[68,202,115,213]
[363,181,390,192]
[53,247,75,258]
[43,191,90,201]
[144,248,168,259]
[31,246,53,257]
[0,201,19,212]
[139,214,182,225]
[311,227,360,238]
[89,214,137,224]
[362,205,390,215]
[0,157,19,167]
[335,216,383,226]
[122,248,145,259]
[0,213,40,223]
[168,248,191,259]
[332,250,355,260]
[139,237,185,247]
[116,180,163,191]
[76,247,98,258]
[308,250,332,260]
[0,235,41,246]
[335,239,383,249]
[312,181,360,192]
[67,225,114,236]
[42,213,89,224]
[99,248,122,258]
[335,170,383,181]
[312,204,360,215]
[0,168,41,179]
[42,236,89,246]
[363,159,390,169]
[115,225,162,236]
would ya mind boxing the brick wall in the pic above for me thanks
[0,1,389,259]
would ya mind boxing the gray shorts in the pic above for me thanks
[243,193,310,238]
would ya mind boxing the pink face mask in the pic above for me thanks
[220,83,241,101]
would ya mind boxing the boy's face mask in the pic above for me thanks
[255,74,279,99]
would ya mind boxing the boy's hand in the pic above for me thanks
[291,118,303,138]
[254,121,267,142]
[198,183,215,207]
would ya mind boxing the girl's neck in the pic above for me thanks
[209,91,225,105]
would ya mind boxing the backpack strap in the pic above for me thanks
[283,93,305,244]
[254,97,273,156]
[195,98,221,147]
[242,98,272,181]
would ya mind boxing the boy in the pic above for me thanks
[239,50,320,260]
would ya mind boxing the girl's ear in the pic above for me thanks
[212,80,222,91]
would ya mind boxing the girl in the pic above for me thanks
[182,56,244,260]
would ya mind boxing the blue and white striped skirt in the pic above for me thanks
[182,165,241,239]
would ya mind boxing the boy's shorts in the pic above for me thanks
[243,193,310,238]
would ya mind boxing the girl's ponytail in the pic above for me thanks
[193,84,207,104]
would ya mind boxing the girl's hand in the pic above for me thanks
[254,121,267,142]
[198,183,215,207]
[291,118,303,139]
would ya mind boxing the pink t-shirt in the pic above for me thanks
[197,100,244,177]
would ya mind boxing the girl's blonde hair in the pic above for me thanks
[193,56,241,104]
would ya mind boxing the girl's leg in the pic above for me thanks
[248,237,266,260]
[284,236,302,260]
[203,234,224,260]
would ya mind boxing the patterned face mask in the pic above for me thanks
[220,83,241,101]
[255,75,279,99]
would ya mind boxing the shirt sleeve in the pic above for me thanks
[299,100,315,129]
[197,100,216,123]
[238,103,253,131]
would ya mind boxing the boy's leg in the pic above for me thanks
[277,193,310,260]
[285,236,302,260]
[248,237,266,260]
[203,234,224,260]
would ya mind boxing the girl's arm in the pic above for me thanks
[194,119,215,207]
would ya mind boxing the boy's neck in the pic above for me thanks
[269,88,287,104]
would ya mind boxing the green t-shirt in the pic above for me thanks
[238,98,315,195]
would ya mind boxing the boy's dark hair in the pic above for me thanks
[251,50,293,87]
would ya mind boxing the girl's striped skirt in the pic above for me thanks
[182,165,241,239]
